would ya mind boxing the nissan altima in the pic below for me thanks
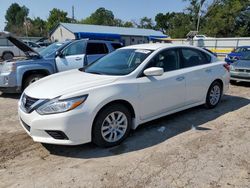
[18,44,230,147]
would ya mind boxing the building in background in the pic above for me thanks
[49,23,168,46]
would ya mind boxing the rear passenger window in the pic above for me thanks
[181,48,211,68]
[86,43,108,55]
[111,43,123,50]
[146,49,180,72]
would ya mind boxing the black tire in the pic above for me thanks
[23,74,45,89]
[92,104,132,148]
[205,81,222,109]
[2,52,14,60]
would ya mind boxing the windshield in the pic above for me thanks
[234,47,250,53]
[39,42,65,57]
[85,49,153,75]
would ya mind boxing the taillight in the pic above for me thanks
[223,64,230,72]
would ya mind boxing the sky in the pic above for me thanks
[0,0,189,31]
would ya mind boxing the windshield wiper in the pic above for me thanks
[87,71,103,75]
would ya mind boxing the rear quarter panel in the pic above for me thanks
[210,61,230,94]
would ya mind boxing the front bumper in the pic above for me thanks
[0,72,20,93]
[18,104,93,145]
[230,71,250,82]
[0,86,21,93]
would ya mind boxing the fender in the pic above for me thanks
[16,63,56,87]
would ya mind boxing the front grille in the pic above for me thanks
[21,94,44,113]
[235,69,250,73]
[24,95,39,109]
[21,119,30,132]
[45,130,69,140]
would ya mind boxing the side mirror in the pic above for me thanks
[55,51,64,58]
[143,67,164,77]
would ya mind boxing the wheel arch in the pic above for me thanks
[212,78,224,90]
[22,69,50,90]
[2,51,14,58]
[91,99,136,137]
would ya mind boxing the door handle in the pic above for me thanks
[75,57,82,61]
[176,76,185,81]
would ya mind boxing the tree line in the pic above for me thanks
[4,0,250,38]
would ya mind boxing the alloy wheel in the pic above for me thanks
[209,85,221,106]
[101,111,128,143]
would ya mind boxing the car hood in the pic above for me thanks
[7,36,41,58]
[232,60,250,69]
[24,69,119,99]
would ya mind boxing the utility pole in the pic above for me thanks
[72,6,75,23]
[196,0,205,33]
[24,16,28,37]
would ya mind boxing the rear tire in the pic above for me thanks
[23,74,45,89]
[92,104,132,148]
[205,81,222,109]
[2,52,14,60]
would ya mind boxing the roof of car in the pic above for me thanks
[122,43,194,50]
[83,39,122,44]
[237,46,250,48]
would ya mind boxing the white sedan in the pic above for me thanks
[18,44,230,147]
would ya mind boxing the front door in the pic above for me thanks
[56,40,86,72]
[137,48,186,120]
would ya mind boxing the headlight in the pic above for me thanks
[1,62,16,73]
[36,95,88,115]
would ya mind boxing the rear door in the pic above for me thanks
[179,47,213,105]
[55,40,86,72]
[86,42,109,65]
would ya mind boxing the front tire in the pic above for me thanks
[205,81,222,109]
[92,104,132,147]
[23,74,45,90]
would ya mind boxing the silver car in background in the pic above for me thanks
[230,53,250,83]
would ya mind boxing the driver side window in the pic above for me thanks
[146,49,180,72]
[62,41,84,56]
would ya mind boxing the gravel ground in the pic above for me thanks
[0,83,249,188]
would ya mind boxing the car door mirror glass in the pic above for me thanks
[55,51,64,58]
[144,67,164,76]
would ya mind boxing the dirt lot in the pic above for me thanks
[0,83,249,188]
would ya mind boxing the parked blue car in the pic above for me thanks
[225,46,250,64]
[0,32,122,93]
